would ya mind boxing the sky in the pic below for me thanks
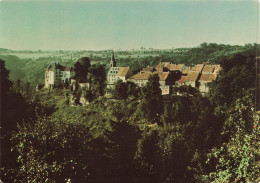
[0,0,259,50]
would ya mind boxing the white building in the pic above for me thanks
[45,63,75,88]
[107,52,133,89]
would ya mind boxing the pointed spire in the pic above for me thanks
[111,51,115,62]
[110,51,116,68]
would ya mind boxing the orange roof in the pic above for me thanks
[176,76,187,83]
[156,62,170,72]
[129,72,152,80]
[142,66,155,72]
[116,67,130,76]
[129,72,169,81]
[167,64,184,71]
[186,72,200,81]
[182,67,191,74]
[158,72,169,81]
[202,65,214,73]
[191,64,204,72]
[199,73,217,82]
[213,67,222,74]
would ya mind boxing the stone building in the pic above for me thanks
[45,63,75,88]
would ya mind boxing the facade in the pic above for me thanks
[105,58,222,95]
[128,72,152,87]
[185,72,200,87]
[128,71,174,95]
[45,63,75,88]
[198,73,218,93]
[107,52,133,89]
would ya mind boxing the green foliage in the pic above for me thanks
[89,63,106,96]
[139,74,163,123]
[209,54,255,106]
[10,104,141,183]
[2,44,259,182]
[205,92,259,183]
[74,57,91,82]
[113,80,140,99]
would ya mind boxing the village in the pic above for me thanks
[45,52,222,99]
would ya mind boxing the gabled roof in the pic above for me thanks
[167,64,184,71]
[107,67,122,76]
[190,64,204,72]
[186,72,200,81]
[156,62,170,72]
[142,66,155,72]
[46,64,73,72]
[202,65,215,73]
[158,72,170,81]
[129,72,169,81]
[182,67,191,75]
[213,66,222,74]
[116,67,130,77]
[156,62,184,72]
[176,76,187,83]
[199,73,217,82]
[129,72,152,80]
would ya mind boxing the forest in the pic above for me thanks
[0,43,259,183]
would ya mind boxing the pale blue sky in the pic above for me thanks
[0,0,259,50]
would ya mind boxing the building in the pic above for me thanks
[176,76,187,86]
[107,52,133,89]
[156,62,185,73]
[128,72,152,87]
[128,70,175,95]
[45,63,75,88]
[185,72,201,87]
[198,73,218,93]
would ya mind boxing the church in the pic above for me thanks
[106,52,133,89]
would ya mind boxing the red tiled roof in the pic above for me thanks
[156,62,170,72]
[202,65,214,73]
[199,73,217,82]
[158,72,169,81]
[142,66,155,72]
[116,67,130,76]
[213,67,222,74]
[129,72,152,80]
[186,72,200,81]
[167,64,184,71]
[129,72,169,81]
[191,64,204,72]
[176,76,187,83]
[182,67,190,74]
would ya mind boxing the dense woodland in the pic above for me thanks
[1,43,259,182]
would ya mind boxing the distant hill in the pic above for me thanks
[0,43,258,88]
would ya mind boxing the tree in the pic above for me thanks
[0,59,31,182]
[206,91,259,182]
[74,57,91,83]
[0,59,12,97]
[139,74,162,123]
[14,79,21,93]
[89,64,106,96]
[209,54,255,107]
[113,80,140,100]
[113,80,127,99]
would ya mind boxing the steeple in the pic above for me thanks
[110,52,116,68]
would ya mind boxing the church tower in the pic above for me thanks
[110,52,116,68]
